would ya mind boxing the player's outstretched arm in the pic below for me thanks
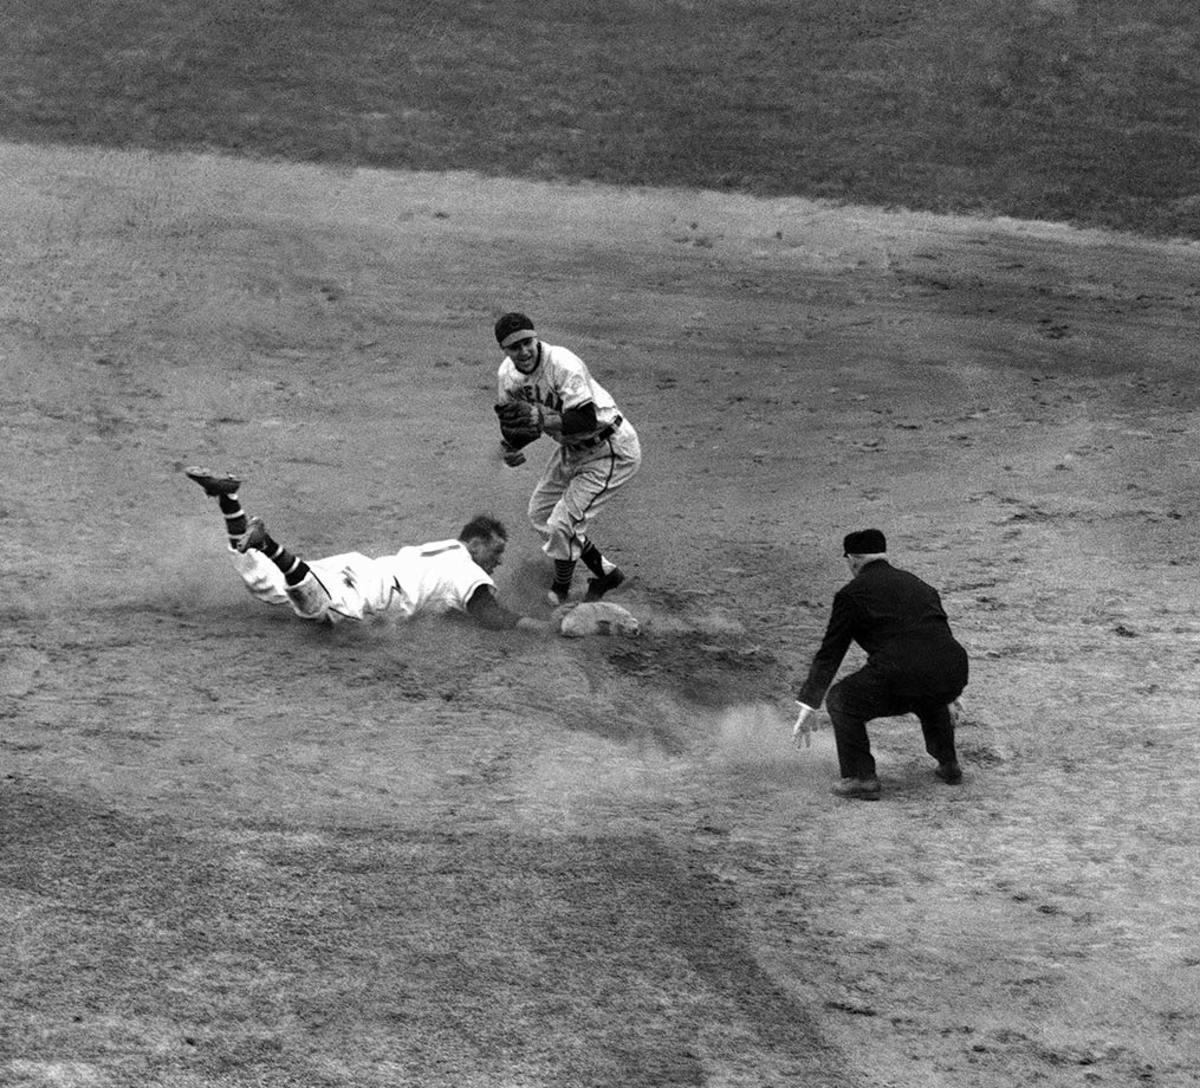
[466,585,553,634]
[464,590,639,638]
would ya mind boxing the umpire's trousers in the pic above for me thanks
[825,666,962,779]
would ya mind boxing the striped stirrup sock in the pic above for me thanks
[258,533,311,587]
[217,493,247,547]
[551,558,576,596]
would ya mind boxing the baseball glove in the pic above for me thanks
[557,601,641,638]
[495,400,543,448]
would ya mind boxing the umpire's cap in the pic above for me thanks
[843,528,887,556]
[495,312,536,348]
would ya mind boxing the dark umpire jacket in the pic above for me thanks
[796,559,968,708]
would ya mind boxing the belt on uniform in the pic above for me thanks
[565,415,622,451]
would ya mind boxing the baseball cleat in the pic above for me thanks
[234,516,268,554]
[185,466,241,497]
[584,566,625,602]
[547,586,571,607]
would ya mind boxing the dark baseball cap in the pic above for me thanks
[494,312,536,347]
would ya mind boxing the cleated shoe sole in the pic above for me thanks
[185,466,241,497]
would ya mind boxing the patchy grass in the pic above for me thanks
[1,0,1199,236]
[1,786,836,1087]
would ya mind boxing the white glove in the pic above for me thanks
[792,702,819,749]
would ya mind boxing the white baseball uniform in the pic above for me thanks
[230,538,494,624]
[497,341,641,562]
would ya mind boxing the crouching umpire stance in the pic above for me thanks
[792,529,969,800]
[492,311,641,605]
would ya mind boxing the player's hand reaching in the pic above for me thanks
[792,702,819,749]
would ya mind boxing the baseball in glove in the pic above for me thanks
[495,400,543,449]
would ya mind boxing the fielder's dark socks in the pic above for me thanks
[579,540,607,577]
[218,493,247,545]
[259,534,311,587]
[551,558,576,595]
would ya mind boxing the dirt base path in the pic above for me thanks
[2,141,1199,1086]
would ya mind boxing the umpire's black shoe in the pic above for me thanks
[185,466,241,497]
[935,761,964,785]
[584,567,625,602]
[830,776,881,801]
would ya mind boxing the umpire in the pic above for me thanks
[792,529,969,800]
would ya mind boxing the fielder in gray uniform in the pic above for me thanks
[492,311,642,605]
[185,467,551,633]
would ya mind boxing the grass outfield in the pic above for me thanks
[2,0,1198,238]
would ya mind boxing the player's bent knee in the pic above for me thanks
[286,578,330,620]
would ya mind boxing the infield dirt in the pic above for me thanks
[2,142,1199,1087]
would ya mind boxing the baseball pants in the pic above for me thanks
[528,423,641,562]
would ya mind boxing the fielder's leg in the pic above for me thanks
[579,540,624,601]
[527,452,576,603]
[530,435,640,603]
[575,428,640,600]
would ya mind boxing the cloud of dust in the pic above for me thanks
[709,700,821,780]
[497,554,558,614]
[131,516,249,614]
[510,695,836,829]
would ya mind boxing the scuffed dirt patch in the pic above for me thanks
[3,143,1200,1086]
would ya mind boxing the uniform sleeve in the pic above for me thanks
[795,587,858,707]
[451,556,494,613]
[547,347,595,411]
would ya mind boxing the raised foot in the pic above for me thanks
[184,466,241,497]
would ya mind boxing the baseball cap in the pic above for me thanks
[494,312,536,348]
